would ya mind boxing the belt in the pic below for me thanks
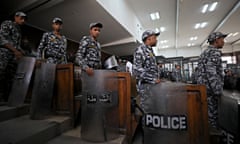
[137,79,150,85]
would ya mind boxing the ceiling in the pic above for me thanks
[128,0,240,49]
[0,0,132,49]
[0,0,240,56]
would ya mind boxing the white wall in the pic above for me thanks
[154,46,202,58]
[233,44,240,52]
[155,44,240,58]
[96,0,143,42]
[221,44,234,53]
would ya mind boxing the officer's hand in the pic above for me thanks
[35,60,42,68]
[19,49,26,56]
[14,50,23,59]
[85,68,94,76]
[155,79,160,84]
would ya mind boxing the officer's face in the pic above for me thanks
[14,16,26,25]
[52,23,62,31]
[90,27,101,38]
[149,35,158,47]
[215,37,225,48]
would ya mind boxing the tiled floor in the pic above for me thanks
[47,126,127,144]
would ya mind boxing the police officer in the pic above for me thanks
[171,64,182,82]
[191,67,198,84]
[75,22,103,76]
[37,17,67,64]
[133,30,161,112]
[157,63,164,79]
[197,32,227,130]
[0,11,27,101]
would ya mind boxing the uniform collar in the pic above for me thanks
[208,45,222,53]
[143,44,152,50]
[51,31,62,36]
[13,21,20,28]
[208,45,217,49]
[89,35,98,42]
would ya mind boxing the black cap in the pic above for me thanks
[142,30,160,41]
[52,17,63,24]
[15,12,27,17]
[207,32,227,43]
[89,22,103,29]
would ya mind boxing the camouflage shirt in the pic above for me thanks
[0,20,22,51]
[75,36,101,70]
[133,44,158,84]
[197,45,223,95]
[37,31,67,64]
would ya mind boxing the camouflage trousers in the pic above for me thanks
[137,83,152,113]
[207,91,219,128]
[137,83,151,127]
[0,48,17,101]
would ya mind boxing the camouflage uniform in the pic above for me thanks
[171,68,182,82]
[0,20,22,100]
[197,45,223,128]
[37,32,67,64]
[75,36,102,70]
[133,44,159,112]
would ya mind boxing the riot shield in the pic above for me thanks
[143,82,189,144]
[30,62,56,119]
[219,91,240,144]
[81,70,119,142]
[8,57,36,106]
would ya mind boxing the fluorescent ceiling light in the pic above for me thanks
[162,45,169,48]
[195,23,200,29]
[233,32,239,37]
[190,36,198,41]
[156,27,166,32]
[160,40,168,44]
[227,33,233,38]
[200,22,207,28]
[194,22,207,29]
[209,2,218,12]
[226,32,238,38]
[150,12,160,20]
[202,4,209,13]
[160,27,165,32]
[188,43,195,47]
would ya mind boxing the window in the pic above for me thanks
[221,56,236,64]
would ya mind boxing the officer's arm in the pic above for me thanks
[63,38,68,63]
[133,50,156,83]
[99,46,102,68]
[37,33,48,59]
[75,38,89,70]
[206,51,223,95]
[0,21,23,59]
[0,21,18,53]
